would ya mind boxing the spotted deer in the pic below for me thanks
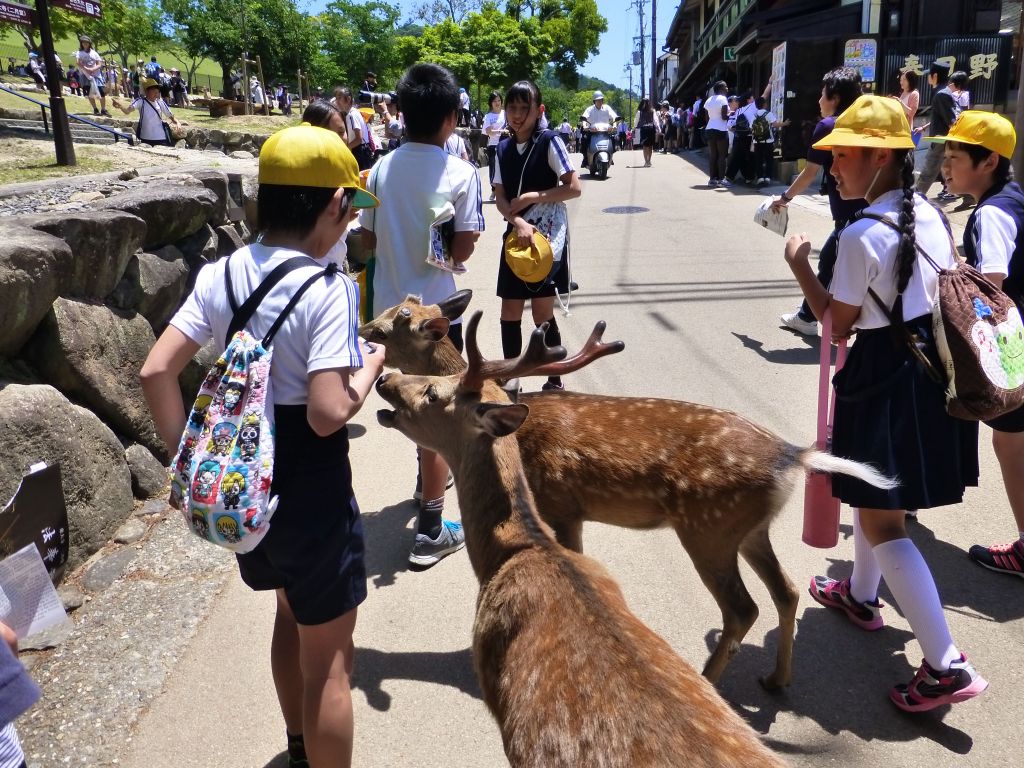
[374,312,789,768]
[362,291,896,690]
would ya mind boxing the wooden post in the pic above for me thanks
[297,68,304,110]
[240,55,251,115]
[34,0,75,165]
[255,55,269,116]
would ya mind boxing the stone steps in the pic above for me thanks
[0,116,132,145]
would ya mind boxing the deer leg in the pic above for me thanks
[548,518,584,552]
[739,523,798,691]
[677,526,758,685]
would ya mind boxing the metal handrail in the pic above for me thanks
[0,85,135,146]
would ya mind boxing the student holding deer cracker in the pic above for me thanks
[929,111,1024,580]
[782,95,987,712]
[141,125,385,768]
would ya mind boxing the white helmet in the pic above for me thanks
[592,90,604,101]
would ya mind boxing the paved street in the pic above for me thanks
[121,148,1020,768]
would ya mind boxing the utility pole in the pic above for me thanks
[34,0,76,165]
[624,64,633,119]
[650,0,657,103]
[631,0,647,98]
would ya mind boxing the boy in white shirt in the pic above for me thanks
[703,81,731,186]
[361,63,484,567]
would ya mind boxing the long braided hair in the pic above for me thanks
[894,149,917,293]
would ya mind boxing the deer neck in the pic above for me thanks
[454,434,550,584]
[429,338,468,376]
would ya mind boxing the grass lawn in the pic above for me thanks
[0,139,114,184]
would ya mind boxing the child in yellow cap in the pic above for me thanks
[783,95,987,712]
[930,111,1024,580]
[141,125,383,768]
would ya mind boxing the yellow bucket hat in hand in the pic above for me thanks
[259,124,380,208]
[812,94,915,151]
[504,230,553,283]
[926,110,1016,160]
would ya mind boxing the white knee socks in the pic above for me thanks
[872,538,960,671]
[849,509,882,604]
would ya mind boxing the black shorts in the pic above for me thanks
[985,403,1024,433]
[236,408,367,625]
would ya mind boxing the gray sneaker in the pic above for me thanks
[409,519,465,567]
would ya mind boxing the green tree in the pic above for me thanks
[314,0,404,90]
[81,0,167,70]
[536,0,605,89]
[2,11,78,58]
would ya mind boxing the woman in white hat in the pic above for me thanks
[784,94,986,713]
[112,78,181,146]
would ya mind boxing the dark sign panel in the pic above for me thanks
[51,0,101,18]
[0,1,35,26]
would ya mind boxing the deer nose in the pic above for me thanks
[375,372,391,392]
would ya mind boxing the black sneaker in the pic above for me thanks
[968,539,1024,578]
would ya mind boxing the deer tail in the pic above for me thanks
[798,448,899,490]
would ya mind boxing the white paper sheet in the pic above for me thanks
[0,543,70,639]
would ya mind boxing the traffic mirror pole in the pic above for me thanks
[35,0,76,166]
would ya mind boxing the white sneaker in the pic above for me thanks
[780,312,819,336]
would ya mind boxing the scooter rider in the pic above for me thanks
[582,90,618,163]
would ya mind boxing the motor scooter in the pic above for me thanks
[583,121,613,179]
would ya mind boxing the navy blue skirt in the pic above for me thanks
[831,315,979,510]
[497,224,570,299]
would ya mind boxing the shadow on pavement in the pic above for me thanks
[566,279,802,309]
[261,751,289,768]
[732,331,822,366]
[352,646,480,711]
[361,500,418,589]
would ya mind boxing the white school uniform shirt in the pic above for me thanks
[169,244,363,405]
[582,103,618,125]
[753,108,778,143]
[482,109,505,146]
[444,132,469,159]
[492,133,575,189]
[76,48,102,86]
[360,142,484,314]
[971,206,1015,278]
[128,97,173,142]
[704,93,730,131]
[346,107,369,145]
[831,190,955,330]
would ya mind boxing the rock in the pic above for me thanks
[188,169,229,225]
[175,223,218,271]
[135,498,169,517]
[118,168,139,181]
[185,128,203,148]
[135,249,189,330]
[113,518,148,544]
[179,342,219,405]
[216,223,245,257]
[58,585,86,612]
[93,183,218,249]
[81,547,137,592]
[125,443,167,499]
[0,224,73,356]
[22,210,146,299]
[26,298,165,460]
[20,619,74,651]
[208,128,226,144]
[229,150,252,160]
[205,145,224,153]
[0,384,133,569]
[68,191,104,203]
[225,131,244,146]
[0,357,37,385]
[233,220,251,243]
[106,255,143,312]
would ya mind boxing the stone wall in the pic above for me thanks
[0,168,256,571]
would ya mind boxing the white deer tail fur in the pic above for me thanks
[799,449,899,490]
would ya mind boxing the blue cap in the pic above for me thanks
[459,87,466,92]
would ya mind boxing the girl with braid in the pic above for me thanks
[783,95,987,712]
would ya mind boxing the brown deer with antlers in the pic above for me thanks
[362,291,895,690]
[375,312,789,768]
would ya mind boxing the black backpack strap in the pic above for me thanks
[224,256,324,347]
[262,262,339,347]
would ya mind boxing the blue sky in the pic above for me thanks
[302,0,680,91]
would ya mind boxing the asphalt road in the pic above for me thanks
[121,148,1021,768]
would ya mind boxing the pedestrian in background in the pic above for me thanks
[704,81,730,187]
[482,91,505,201]
[725,90,757,185]
[75,36,109,116]
[914,62,957,200]
[751,96,782,184]
[774,67,865,336]
[633,97,659,167]
[785,94,986,713]
[931,111,1024,581]
[896,69,920,131]
[111,77,182,146]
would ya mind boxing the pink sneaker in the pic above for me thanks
[889,653,988,712]
[808,576,884,631]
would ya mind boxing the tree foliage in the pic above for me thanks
[81,0,167,69]
[1,11,79,58]
[313,0,404,91]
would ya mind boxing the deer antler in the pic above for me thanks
[521,321,625,378]
[463,311,567,391]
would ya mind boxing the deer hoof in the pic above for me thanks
[758,673,789,693]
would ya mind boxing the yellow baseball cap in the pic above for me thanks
[926,110,1016,160]
[812,95,915,151]
[141,78,160,90]
[504,230,553,283]
[258,124,379,208]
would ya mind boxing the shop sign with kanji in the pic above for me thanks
[0,1,34,26]
[902,53,999,80]
[51,0,101,18]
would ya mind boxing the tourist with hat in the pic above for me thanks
[359,63,483,567]
[784,94,986,712]
[27,52,46,92]
[112,78,181,146]
[494,79,580,391]
[75,36,109,116]
[930,110,1024,582]
[141,124,383,768]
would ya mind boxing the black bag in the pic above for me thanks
[733,111,751,136]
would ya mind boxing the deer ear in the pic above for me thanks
[475,402,529,437]
[419,317,451,342]
[436,289,473,320]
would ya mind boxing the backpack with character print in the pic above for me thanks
[751,110,771,143]
[169,255,338,553]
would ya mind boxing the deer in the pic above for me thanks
[361,290,896,691]
[374,311,790,768]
